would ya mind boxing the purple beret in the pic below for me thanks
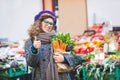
[34,10,56,22]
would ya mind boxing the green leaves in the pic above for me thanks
[84,53,95,59]
[73,54,86,65]
[75,58,118,80]
[51,33,75,51]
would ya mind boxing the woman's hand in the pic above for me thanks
[53,53,64,63]
[33,36,41,49]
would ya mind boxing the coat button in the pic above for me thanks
[43,59,46,61]
[41,48,44,51]
[49,48,51,50]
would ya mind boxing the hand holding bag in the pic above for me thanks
[54,49,73,73]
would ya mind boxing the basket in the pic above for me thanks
[0,64,27,78]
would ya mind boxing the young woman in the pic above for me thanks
[24,10,75,80]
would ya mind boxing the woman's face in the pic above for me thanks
[41,18,54,33]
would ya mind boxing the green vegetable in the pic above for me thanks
[51,33,75,51]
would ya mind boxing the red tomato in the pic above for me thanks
[86,59,90,62]
[99,36,104,40]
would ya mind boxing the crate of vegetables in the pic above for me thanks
[75,59,120,80]
[80,66,120,80]
[0,64,27,78]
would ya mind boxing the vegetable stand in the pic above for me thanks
[81,66,120,80]
[75,59,120,80]
[0,64,26,78]
[0,64,31,80]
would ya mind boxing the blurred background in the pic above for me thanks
[0,0,120,42]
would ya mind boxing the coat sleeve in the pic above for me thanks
[24,39,40,68]
[64,53,75,67]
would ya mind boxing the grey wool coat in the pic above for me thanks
[24,39,75,80]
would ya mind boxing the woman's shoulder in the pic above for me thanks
[25,38,32,45]
[26,38,32,42]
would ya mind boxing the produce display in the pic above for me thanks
[75,59,120,80]
[0,41,28,78]
[73,24,120,80]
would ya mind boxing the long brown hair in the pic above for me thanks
[28,14,56,41]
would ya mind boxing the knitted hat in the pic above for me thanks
[34,10,56,22]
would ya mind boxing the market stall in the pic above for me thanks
[0,40,32,80]
[73,24,120,80]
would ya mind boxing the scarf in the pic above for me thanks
[37,30,56,44]
[46,46,59,80]
[38,30,59,80]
